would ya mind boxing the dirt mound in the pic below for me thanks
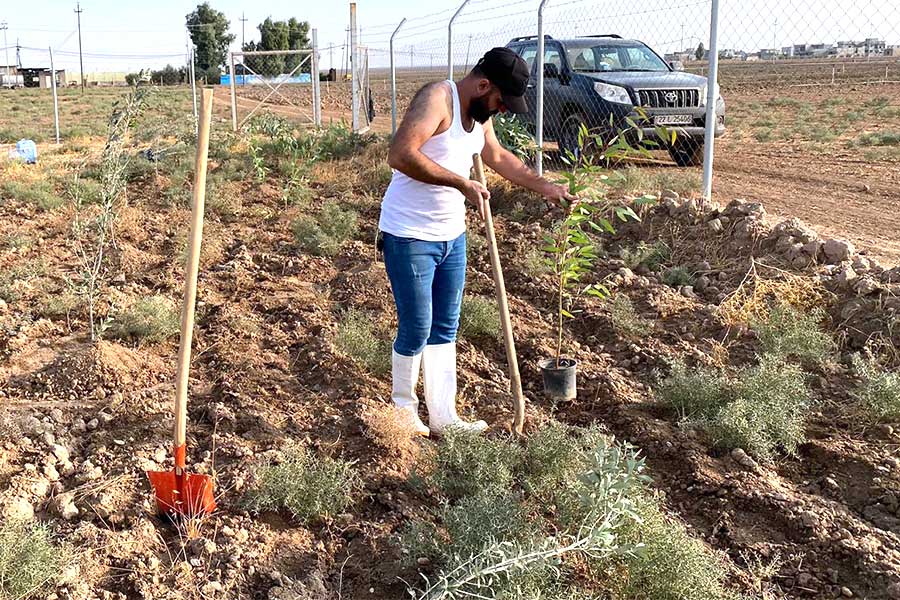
[13,339,167,400]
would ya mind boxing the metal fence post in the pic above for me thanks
[536,0,550,176]
[701,0,721,200]
[229,52,238,131]
[351,2,359,132]
[448,0,471,81]
[390,18,407,136]
[189,44,198,129]
[49,47,60,144]
[312,28,322,127]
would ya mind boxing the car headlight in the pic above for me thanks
[700,82,722,106]
[593,82,632,105]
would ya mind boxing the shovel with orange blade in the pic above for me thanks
[147,88,216,517]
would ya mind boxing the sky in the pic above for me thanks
[3,0,898,74]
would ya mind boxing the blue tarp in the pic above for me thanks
[220,73,311,85]
[13,139,38,164]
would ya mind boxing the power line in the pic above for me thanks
[19,46,185,58]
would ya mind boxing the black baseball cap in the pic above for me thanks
[474,47,530,114]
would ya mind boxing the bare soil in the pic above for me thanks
[2,129,900,599]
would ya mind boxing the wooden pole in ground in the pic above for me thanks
[472,153,525,435]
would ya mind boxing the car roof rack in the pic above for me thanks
[585,34,623,39]
[508,34,554,43]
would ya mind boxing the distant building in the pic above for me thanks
[864,38,886,55]
[887,45,900,57]
[664,50,694,63]
[759,48,781,60]
[835,38,886,57]
[782,46,794,58]
[39,69,66,88]
[718,48,737,59]
[0,65,18,87]
[790,43,831,58]
[17,67,66,88]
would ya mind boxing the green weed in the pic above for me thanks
[335,309,392,376]
[245,445,361,524]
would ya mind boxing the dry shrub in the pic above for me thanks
[174,223,228,269]
[361,402,422,460]
[718,259,830,327]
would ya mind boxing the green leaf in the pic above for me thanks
[585,286,609,299]
[616,206,640,222]
[561,309,575,319]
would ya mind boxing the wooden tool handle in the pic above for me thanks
[174,88,213,452]
[472,154,525,435]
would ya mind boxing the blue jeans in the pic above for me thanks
[382,231,467,357]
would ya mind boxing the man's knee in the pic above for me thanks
[426,319,459,346]
[394,324,432,356]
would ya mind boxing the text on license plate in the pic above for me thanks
[654,114,693,125]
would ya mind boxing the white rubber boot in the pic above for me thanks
[422,342,488,434]
[391,350,430,436]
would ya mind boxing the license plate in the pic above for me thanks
[654,114,693,125]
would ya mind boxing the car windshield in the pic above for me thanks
[567,44,669,72]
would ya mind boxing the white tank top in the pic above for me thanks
[379,80,486,241]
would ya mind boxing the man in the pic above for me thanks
[379,47,575,436]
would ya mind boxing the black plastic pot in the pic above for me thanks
[539,357,577,401]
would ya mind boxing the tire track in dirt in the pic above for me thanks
[714,150,900,264]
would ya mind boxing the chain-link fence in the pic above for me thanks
[350,0,900,256]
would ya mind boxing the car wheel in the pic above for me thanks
[559,112,588,161]
[668,137,704,167]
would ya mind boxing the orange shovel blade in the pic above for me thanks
[147,470,216,516]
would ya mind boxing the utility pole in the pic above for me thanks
[1,22,8,81]
[75,2,85,92]
[345,27,350,77]
[239,12,247,50]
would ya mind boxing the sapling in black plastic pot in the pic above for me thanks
[539,120,659,401]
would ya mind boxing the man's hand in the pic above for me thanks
[459,179,491,220]
[538,181,578,206]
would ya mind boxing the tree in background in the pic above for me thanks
[244,17,310,77]
[186,3,235,82]
[125,65,186,86]
[695,42,706,61]
[152,65,187,85]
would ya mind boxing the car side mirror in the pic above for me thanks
[543,63,560,79]
[669,60,685,72]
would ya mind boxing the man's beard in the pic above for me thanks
[469,95,498,124]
